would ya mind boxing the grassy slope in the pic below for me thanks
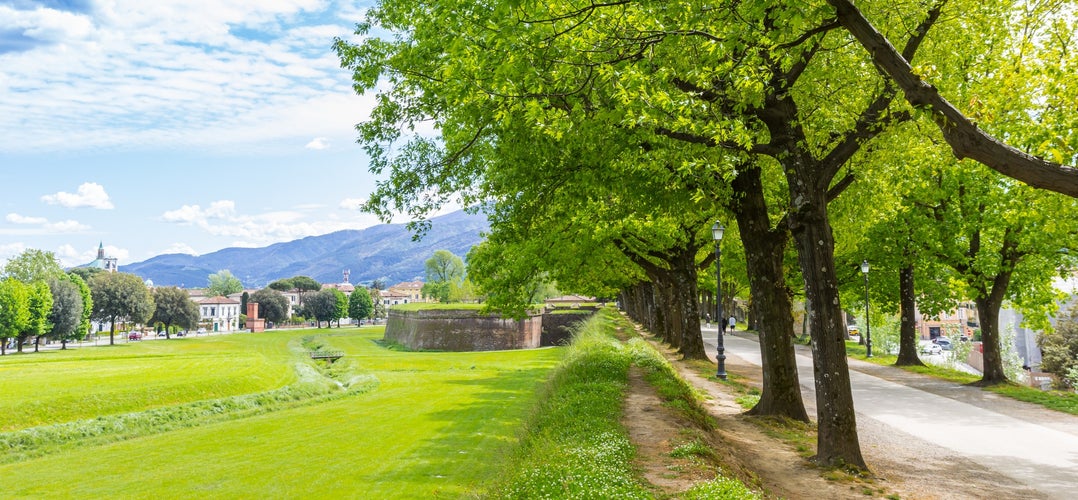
[1,327,563,498]
[0,333,298,432]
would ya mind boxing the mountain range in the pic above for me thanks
[119,210,489,288]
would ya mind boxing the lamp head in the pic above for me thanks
[712,222,725,242]
[861,260,870,274]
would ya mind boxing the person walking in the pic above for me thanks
[705,313,711,328]
[728,316,736,332]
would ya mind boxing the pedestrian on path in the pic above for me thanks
[705,313,711,328]
[728,316,736,331]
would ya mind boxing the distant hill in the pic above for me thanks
[120,210,489,288]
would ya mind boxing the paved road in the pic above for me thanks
[702,327,1078,499]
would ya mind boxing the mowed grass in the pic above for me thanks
[0,326,564,498]
[0,333,298,432]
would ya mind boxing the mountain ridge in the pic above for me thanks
[119,210,489,288]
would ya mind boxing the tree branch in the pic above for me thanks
[828,0,1078,198]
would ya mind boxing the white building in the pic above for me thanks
[196,296,241,332]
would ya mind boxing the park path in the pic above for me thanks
[701,327,1078,499]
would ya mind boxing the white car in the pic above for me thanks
[920,342,942,355]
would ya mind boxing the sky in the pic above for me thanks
[0,0,445,268]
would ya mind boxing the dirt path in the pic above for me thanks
[624,326,1049,499]
[624,332,885,499]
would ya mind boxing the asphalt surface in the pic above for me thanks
[702,327,1078,499]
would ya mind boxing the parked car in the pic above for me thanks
[176,330,186,337]
[156,331,167,337]
[934,337,954,350]
[920,342,942,355]
[128,332,142,341]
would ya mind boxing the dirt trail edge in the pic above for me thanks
[625,325,874,499]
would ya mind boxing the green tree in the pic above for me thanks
[89,272,155,345]
[303,288,344,328]
[0,278,30,356]
[69,266,104,284]
[829,0,1078,198]
[267,278,294,292]
[423,250,465,303]
[348,287,374,324]
[425,250,465,283]
[21,281,53,353]
[149,287,201,339]
[3,249,65,283]
[47,275,85,349]
[207,270,243,297]
[291,276,321,293]
[249,288,290,325]
[332,289,348,327]
[70,272,93,344]
[1040,303,1078,388]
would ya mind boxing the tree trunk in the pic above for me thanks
[788,178,866,469]
[733,165,809,422]
[671,248,707,360]
[975,297,1008,384]
[894,264,924,366]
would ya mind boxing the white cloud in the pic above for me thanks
[162,200,236,224]
[6,213,48,225]
[41,182,114,209]
[305,137,329,150]
[0,242,27,263]
[0,5,96,43]
[161,196,392,249]
[4,213,90,234]
[339,197,365,210]
[0,1,377,154]
[45,220,91,232]
[160,242,198,256]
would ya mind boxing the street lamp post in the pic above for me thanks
[861,259,872,358]
[713,222,726,379]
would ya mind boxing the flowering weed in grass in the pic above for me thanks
[681,477,762,499]
[489,311,651,499]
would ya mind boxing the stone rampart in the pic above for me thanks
[540,309,597,346]
[384,308,542,351]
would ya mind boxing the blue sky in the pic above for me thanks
[0,1,443,268]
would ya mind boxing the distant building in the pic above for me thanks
[387,280,426,304]
[323,269,356,295]
[78,242,118,272]
[195,295,241,332]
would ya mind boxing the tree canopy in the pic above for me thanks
[207,270,243,297]
[150,287,201,338]
[250,288,290,325]
[348,287,374,323]
[89,272,154,345]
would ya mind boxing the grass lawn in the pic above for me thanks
[0,332,300,432]
[0,327,564,498]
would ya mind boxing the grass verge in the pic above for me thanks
[486,309,757,498]
[844,340,1078,415]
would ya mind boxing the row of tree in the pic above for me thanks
[336,0,1078,470]
[0,251,384,353]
